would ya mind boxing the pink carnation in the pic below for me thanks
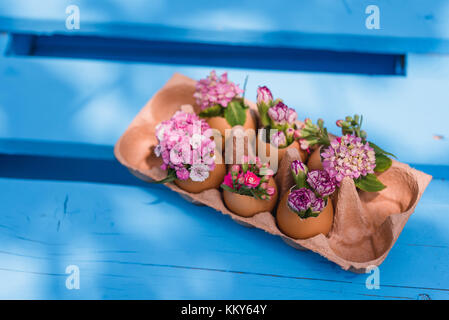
[243,171,261,188]
[223,172,234,189]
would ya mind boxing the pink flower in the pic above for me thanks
[176,167,190,180]
[243,171,260,188]
[321,134,376,184]
[257,86,273,105]
[154,111,216,180]
[266,187,275,196]
[223,172,234,189]
[194,71,243,110]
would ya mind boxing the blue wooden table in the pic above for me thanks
[0,1,448,299]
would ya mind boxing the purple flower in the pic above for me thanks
[270,131,286,148]
[311,197,325,213]
[257,86,273,105]
[321,134,376,185]
[307,170,337,197]
[288,188,316,213]
[268,101,288,123]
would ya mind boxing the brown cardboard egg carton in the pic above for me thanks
[114,73,432,273]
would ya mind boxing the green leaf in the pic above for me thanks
[355,173,386,192]
[223,99,247,126]
[374,153,392,173]
[221,184,235,193]
[153,170,177,184]
[199,104,223,118]
[368,141,396,159]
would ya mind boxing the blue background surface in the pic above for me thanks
[0,0,448,299]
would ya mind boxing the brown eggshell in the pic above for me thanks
[307,147,323,170]
[276,192,333,239]
[174,163,226,193]
[206,109,256,149]
[223,178,278,217]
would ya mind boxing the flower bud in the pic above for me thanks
[294,129,302,139]
[360,130,367,139]
[317,118,324,128]
[336,120,343,127]
[266,187,275,196]
[291,160,308,188]
[286,108,297,124]
[257,86,273,105]
[230,164,240,175]
[286,127,295,139]
[345,116,352,122]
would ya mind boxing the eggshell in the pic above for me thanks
[307,147,323,170]
[276,192,333,239]
[206,109,256,149]
[174,163,226,193]
[223,177,278,217]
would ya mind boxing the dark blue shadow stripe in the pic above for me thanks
[0,154,150,187]
[6,33,406,76]
[0,153,446,186]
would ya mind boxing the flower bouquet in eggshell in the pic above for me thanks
[277,160,337,239]
[256,86,307,166]
[153,110,226,193]
[195,71,256,147]
[300,115,394,192]
[221,156,278,217]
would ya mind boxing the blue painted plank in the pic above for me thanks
[1,1,449,54]
[0,177,447,299]
[5,33,406,76]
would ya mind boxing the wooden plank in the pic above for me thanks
[1,1,449,54]
[0,177,447,299]
[0,49,448,166]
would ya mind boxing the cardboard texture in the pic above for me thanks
[114,73,432,272]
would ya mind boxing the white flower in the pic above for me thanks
[156,123,166,141]
[189,163,210,182]
[154,144,161,157]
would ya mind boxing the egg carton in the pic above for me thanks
[114,73,432,273]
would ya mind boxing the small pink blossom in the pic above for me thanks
[194,71,243,110]
[223,172,234,189]
[176,167,190,180]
